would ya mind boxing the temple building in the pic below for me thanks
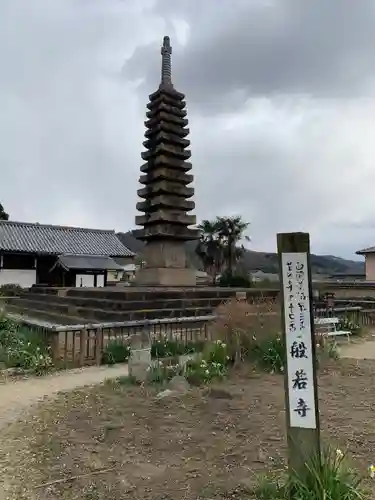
[133,36,199,286]
[0,220,134,288]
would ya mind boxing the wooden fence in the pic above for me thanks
[11,305,375,368]
[17,315,216,367]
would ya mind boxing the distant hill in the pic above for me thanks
[117,231,364,276]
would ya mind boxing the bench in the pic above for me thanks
[314,317,351,340]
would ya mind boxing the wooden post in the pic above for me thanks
[95,328,104,365]
[277,232,321,477]
[50,331,60,364]
[79,329,88,367]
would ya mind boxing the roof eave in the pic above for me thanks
[356,249,373,255]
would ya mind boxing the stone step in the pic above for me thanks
[6,297,213,323]
[79,306,213,322]
[26,286,279,302]
[5,304,88,326]
[13,294,225,312]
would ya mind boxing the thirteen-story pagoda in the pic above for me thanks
[133,36,198,286]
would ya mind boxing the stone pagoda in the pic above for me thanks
[133,36,199,286]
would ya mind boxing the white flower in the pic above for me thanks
[221,343,226,348]
[205,369,209,375]
[369,465,375,478]
[336,449,343,459]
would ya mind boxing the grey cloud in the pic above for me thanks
[125,0,375,109]
[1,0,375,260]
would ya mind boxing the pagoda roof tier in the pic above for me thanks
[149,86,185,102]
[135,212,196,227]
[146,102,187,120]
[133,225,199,242]
[136,196,195,212]
[140,157,192,173]
[137,181,194,199]
[147,94,186,111]
[143,131,190,150]
[134,36,197,246]
[144,122,189,139]
[145,112,188,129]
[141,144,191,162]
[139,169,193,186]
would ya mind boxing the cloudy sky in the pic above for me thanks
[1,0,375,258]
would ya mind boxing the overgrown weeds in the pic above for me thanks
[212,297,280,364]
[212,297,339,374]
[255,446,366,500]
[151,337,205,358]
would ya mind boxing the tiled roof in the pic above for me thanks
[356,246,375,255]
[55,255,125,271]
[0,221,134,257]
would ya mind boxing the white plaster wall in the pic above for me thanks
[0,269,36,288]
[96,275,105,287]
[75,274,95,287]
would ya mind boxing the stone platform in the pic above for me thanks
[3,286,280,325]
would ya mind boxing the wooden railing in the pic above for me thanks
[11,305,375,368]
[15,315,216,367]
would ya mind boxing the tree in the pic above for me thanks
[216,215,250,277]
[195,215,250,283]
[0,203,9,221]
[195,219,224,284]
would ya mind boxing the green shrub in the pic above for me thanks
[338,316,362,336]
[218,271,252,288]
[255,447,366,500]
[102,340,131,365]
[0,316,53,375]
[185,358,228,385]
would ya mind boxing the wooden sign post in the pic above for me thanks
[277,232,321,477]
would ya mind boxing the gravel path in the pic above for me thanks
[340,337,375,360]
[0,364,129,430]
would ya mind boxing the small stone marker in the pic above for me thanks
[128,329,151,382]
[236,291,247,301]
[277,232,321,477]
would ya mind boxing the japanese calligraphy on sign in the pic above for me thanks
[281,252,317,429]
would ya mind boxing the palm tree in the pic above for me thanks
[216,216,250,276]
[195,219,224,284]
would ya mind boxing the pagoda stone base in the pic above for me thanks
[134,267,196,286]
[133,240,197,286]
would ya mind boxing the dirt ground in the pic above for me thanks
[0,359,374,500]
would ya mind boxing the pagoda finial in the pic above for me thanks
[160,36,172,87]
